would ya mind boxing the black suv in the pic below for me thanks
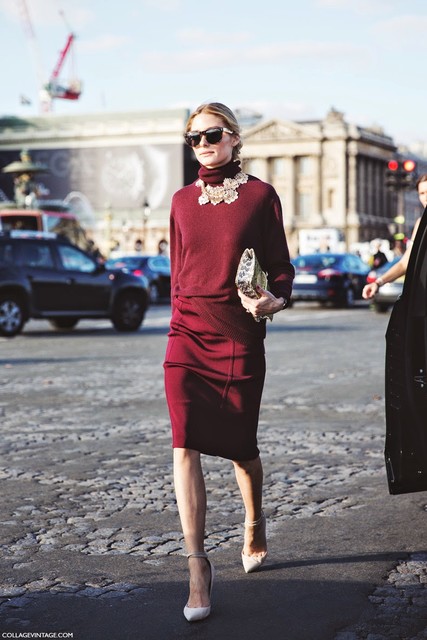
[0,231,150,337]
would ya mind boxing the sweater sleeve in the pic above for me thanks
[169,198,182,305]
[262,189,295,302]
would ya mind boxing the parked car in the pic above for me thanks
[0,231,150,337]
[105,254,171,303]
[291,253,370,307]
[384,211,427,494]
[365,257,404,313]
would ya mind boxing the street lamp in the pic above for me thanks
[142,199,151,249]
[104,203,112,256]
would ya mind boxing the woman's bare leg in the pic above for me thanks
[173,448,211,607]
[232,455,267,556]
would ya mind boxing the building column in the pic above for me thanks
[346,142,359,248]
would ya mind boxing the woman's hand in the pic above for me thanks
[237,285,285,319]
[362,282,379,300]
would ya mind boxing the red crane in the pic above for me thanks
[45,31,82,101]
[18,1,82,111]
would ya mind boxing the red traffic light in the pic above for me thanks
[402,159,416,172]
[387,160,399,171]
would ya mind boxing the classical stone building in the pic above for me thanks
[241,108,399,255]
[1,107,421,258]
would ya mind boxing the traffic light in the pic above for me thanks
[385,159,400,189]
[401,159,417,188]
[385,158,418,190]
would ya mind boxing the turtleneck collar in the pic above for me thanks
[198,160,241,185]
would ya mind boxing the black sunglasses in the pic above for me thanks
[184,127,234,147]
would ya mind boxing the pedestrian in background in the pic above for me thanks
[370,241,388,269]
[363,174,427,300]
[163,102,294,622]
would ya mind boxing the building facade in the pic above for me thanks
[1,107,421,258]
[241,108,399,256]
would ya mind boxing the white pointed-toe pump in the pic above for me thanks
[183,552,215,622]
[241,511,268,574]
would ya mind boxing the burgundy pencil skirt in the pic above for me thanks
[163,297,266,461]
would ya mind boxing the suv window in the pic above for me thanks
[20,242,55,268]
[57,244,96,273]
[0,242,14,264]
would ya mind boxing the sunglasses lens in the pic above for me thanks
[205,128,223,144]
[185,133,201,147]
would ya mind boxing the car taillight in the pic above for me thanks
[317,268,341,279]
[133,269,144,277]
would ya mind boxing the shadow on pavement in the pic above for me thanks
[1,548,424,640]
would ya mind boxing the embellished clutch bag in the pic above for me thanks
[235,248,273,322]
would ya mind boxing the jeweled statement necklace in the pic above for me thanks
[197,171,248,205]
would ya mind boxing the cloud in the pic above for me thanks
[79,34,131,53]
[0,0,93,28]
[141,0,182,9]
[141,40,367,73]
[314,0,399,12]
[248,100,320,122]
[177,28,251,47]
[373,14,427,44]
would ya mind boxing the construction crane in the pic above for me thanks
[44,29,82,102]
[18,1,82,112]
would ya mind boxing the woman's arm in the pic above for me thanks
[362,217,421,300]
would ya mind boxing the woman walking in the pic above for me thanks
[163,102,294,622]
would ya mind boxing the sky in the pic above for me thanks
[0,0,426,148]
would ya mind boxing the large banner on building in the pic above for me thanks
[0,144,183,215]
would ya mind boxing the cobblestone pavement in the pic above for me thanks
[0,304,427,639]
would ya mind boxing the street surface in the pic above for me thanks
[1,302,427,639]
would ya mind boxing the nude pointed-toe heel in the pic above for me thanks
[241,511,268,574]
[183,552,215,622]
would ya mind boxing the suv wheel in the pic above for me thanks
[49,318,80,330]
[374,302,389,313]
[0,295,25,337]
[112,292,146,332]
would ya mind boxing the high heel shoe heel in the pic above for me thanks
[183,552,215,622]
[241,511,268,574]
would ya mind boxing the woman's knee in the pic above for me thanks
[174,447,201,466]
[232,455,261,473]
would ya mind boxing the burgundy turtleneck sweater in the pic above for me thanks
[169,160,295,344]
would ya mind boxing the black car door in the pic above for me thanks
[17,240,67,312]
[385,208,427,494]
[55,243,111,312]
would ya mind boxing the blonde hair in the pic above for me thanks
[186,102,242,160]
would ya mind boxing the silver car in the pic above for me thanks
[366,257,404,313]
